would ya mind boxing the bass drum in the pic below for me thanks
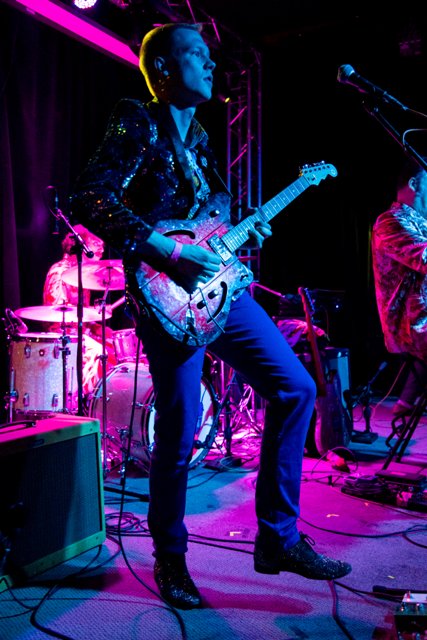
[89,362,219,472]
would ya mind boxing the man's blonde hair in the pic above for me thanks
[139,23,202,96]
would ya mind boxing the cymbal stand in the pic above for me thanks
[59,311,72,413]
[212,362,243,467]
[94,284,112,480]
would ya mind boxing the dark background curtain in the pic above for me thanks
[1,1,426,422]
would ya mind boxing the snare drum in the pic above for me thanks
[112,328,140,363]
[9,332,78,415]
[89,362,218,471]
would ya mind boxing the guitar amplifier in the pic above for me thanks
[298,347,352,457]
[298,346,351,411]
[324,347,351,410]
[0,415,105,588]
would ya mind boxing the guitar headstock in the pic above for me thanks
[299,162,338,185]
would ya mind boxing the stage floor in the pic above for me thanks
[1,395,426,640]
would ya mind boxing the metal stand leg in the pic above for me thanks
[5,367,18,423]
[350,362,387,444]
[207,361,264,468]
[59,320,71,413]
[382,389,427,470]
[94,291,149,500]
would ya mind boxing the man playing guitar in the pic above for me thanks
[71,22,351,610]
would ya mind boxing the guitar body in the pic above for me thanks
[135,193,253,346]
[313,369,352,456]
[133,163,338,346]
[298,287,353,457]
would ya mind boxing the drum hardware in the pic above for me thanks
[93,283,115,481]
[6,332,78,418]
[112,328,141,363]
[89,360,219,475]
[57,320,73,414]
[4,367,18,424]
[205,358,264,469]
[88,276,149,502]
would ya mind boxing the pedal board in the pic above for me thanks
[375,470,427,490]
[341,473,427,511]
[395,592,427,638]
[341,474,393,499]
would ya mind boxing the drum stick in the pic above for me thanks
[111,295,125,310]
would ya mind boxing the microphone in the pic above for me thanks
[5,308,28,334]
[337,64,409,111]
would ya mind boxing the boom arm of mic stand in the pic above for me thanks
[363,103,427,171]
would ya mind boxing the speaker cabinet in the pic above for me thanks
[298,346,351,410]
[0,415,105,587]
[323,346,351,409]
[298,346,352,456]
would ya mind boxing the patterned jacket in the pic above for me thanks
[371,201,427,358]
[69,98,249,328]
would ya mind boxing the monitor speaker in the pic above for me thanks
[0,415,105,588]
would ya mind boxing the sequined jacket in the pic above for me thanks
[70,98,235,320]
[71,98,228,251]
[371,201,427,358]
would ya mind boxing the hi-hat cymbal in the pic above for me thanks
[15,305,112,323]
[62,260,125,290]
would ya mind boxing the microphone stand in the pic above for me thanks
[362,101,427,171]
[350,362,388,444]
[49,205,94,416]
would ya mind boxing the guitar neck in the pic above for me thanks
[298,287,327,396]
[222,174,311,253]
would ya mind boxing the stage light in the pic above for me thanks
[73,0,98,9]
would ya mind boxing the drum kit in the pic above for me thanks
[3,259,220,474]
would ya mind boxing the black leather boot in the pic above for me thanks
[154,554,202,609]
[254,533,352,580]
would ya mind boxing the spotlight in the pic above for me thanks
[73,0,98,9]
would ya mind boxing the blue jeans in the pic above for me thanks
[137,291,316,556]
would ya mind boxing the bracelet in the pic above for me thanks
[167,241,183,266]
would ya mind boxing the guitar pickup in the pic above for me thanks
[207,235,233,263]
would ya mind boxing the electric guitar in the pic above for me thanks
[298,286,352,455]
[135,162,338,347]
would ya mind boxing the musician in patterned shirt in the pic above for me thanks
[372,155,427,416]
[70,23,351,609]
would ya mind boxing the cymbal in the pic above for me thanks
[62,260,125,290]
[15,305,112,323]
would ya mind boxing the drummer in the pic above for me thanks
[43,225,116,398]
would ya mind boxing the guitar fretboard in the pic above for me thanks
[222,176,310,253]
